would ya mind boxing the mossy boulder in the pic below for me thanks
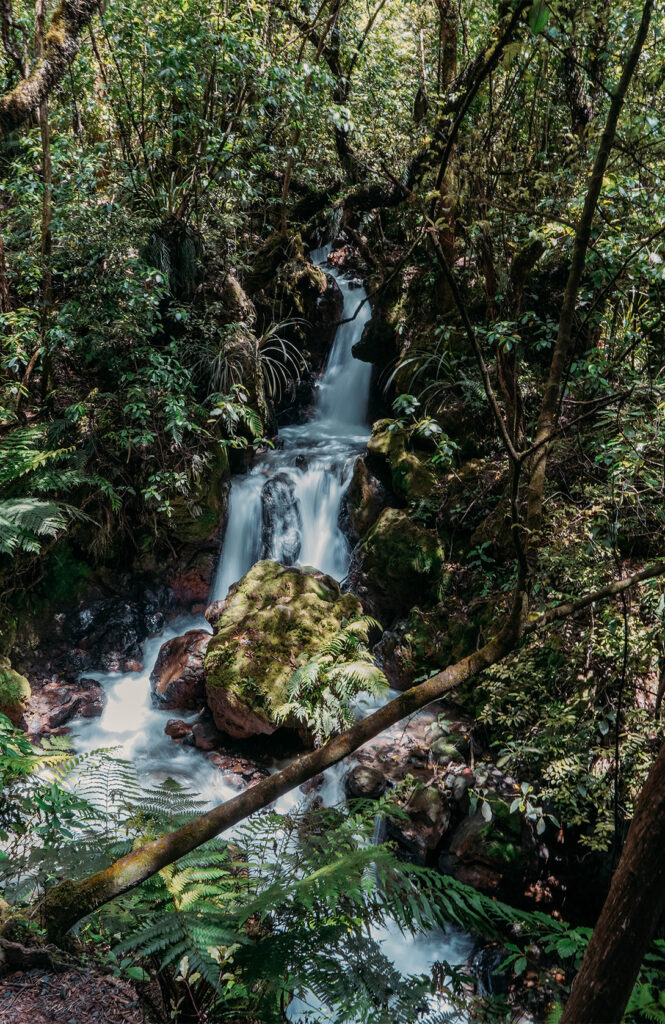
[367,421,437,502]
[204,560,362,739]
[350,508,444,618]
[0,658,31,727]
[374,601,476,689]
[341,456,388,540]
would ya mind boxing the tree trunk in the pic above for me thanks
[35,0,53,404]
[0,0,99,139]
[524,0,653,569]
[561,738,665,1022]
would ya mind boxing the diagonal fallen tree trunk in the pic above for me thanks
[40,560,665,940]
[0,0,100,140]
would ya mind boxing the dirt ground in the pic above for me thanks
[0,967,147,1023]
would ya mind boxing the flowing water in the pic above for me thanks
[72,246,472,1019]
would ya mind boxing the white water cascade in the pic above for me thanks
[73,246,472,1021]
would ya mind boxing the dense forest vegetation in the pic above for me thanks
[1,0,665,1020]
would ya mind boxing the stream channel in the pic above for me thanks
[72,245,474,1021]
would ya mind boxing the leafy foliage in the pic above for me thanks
[276,616,387,744]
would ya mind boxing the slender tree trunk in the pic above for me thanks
[561,738,665,1022]
[35,0,52,404]
[525,0,653,569]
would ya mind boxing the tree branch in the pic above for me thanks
[0,0,100,140]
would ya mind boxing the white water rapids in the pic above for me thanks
[72,246,472,1020]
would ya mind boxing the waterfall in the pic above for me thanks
[213,246,371,601]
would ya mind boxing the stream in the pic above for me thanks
[72,246,473,1020]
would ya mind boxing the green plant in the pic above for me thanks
[275,616,387,745]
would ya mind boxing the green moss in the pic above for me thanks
[367,421,437,502]
[169,446,229,542]
[359,508,444,610]
[204,560,362,731]
[0,657,30,725]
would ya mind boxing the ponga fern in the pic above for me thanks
[275,616,388,745]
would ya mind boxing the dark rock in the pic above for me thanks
[261,473,302,565]
[387,784,451,864]
[345,764,387,799]
[347,508,444,619]
[165,719,192,740]
[470,944,511,996]
[150,630,210,710]
[340,457,388,541]
[124,658,143,673]
[25,675,105,736]
[168,548,220,606]
[192,717,225,751]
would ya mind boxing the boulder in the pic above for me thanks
[204,560,361,739]
[25,675,105,736]
[373,602,467,690]
[261,473,302,564]
[349,508,444,618]
[0,658,30,727]
[165,719,192,740]
[387,784,451,864]
[341,457,388,540]
[367,420,437,502]
[150,630,210,711]
[345,764,387,799]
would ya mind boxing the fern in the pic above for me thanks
[275,616,387,745]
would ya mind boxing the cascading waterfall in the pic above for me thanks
[212,246,372,599]
[73,245,471,1021]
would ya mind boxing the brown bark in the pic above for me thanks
[0,228,8,315]
[0,0,100,140]
[561,737,665,1022]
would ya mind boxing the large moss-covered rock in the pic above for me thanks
[0,658,31,727]
[367,420,437,502]
[204,560,361,739]
[350,508,444,618]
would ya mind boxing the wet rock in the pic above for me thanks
[192,717,225,751]
[65,586,175,674]
[207,751,270,788]
[261,473,302,565]
[150,630,210,711]
[0,658,30,727]
[470,945,511,997]
[345,764,387,799]
[204,560,363,739]
[165,719,191,741]
[168,548,221,606]
[124,659,143,673]
[340,457,388,541]
[25,676,105,736]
